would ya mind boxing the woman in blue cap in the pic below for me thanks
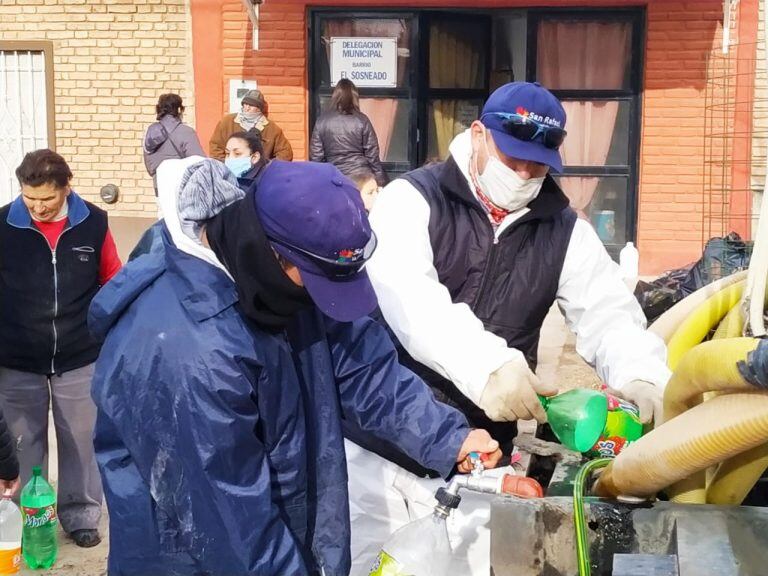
[89,158,501,576]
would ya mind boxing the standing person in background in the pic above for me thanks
[0,150,121,549]
[224,131,267,192]
[310,79,386,186]
[209,90,293,162]
[348,167,380,213]
[143,93,205,195]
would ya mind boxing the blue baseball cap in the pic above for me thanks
[254,161,378,322]
[480,82,566,172]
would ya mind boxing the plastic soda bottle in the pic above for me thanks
[540,389,609,452]
[368,487,459,576]
[0,497,22,574]
[540,389,643,456]
[585,394,644,458]
[20,467,57,569]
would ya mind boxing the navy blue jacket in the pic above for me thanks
[89,230,469,576]
[0,193,108,374]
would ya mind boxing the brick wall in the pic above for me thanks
[0,0,194,217]
[218,1,307,159]
[637,1,726,273]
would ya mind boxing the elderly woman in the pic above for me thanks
[209,89,293,162]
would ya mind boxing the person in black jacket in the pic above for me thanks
[310,79,386,186]
[0,408,19,496]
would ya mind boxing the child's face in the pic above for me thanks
[358,178,379,212]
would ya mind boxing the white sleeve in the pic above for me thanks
[557,219,672,390]
[367,180,521,404]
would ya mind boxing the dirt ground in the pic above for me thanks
[28,306,594,574]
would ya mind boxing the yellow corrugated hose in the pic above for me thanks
[665,281,744,371]
[595,337,768,501]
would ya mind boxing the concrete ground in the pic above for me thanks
[109,215,155,262]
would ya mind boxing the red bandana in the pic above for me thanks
[475,185,510,225]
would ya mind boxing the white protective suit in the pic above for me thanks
[346,130,671,576]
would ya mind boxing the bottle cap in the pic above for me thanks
[32,466,41,477]
[435,487,462,510]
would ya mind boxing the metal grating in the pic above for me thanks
[0,49,48,206]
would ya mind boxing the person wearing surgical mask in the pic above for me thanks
[225,130,267,192]
[343,82,672,576]
[209,89,293,162]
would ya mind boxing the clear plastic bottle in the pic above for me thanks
[619,241,640,280]
[20,467,57,570]
[368,488,459,576]
[0,498,21,574]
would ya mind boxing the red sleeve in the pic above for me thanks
[99,228,123,285]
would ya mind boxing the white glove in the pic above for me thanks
[478,356,558,423]
[612,380,663,425]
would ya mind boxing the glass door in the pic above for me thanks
[310,11,419,182]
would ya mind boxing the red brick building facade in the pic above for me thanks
[191,0,760,274]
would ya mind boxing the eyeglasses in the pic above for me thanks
[268,232,378,278]
[482,112,567,150]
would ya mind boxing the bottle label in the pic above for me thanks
[22,505,57,529]
[0,544,20,574]
[368,551,413,576]
[586,395,644,458]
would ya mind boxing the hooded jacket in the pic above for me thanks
[310,110,385,185]
[89,159,470,576]
[143,115,205,192]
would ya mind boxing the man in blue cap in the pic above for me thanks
[348,82,672,574]
[89,157,501,576]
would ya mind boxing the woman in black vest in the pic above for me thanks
[0,149,122,548]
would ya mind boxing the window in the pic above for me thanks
[0,42,55,205]
[528,10,644,256]
[424,14,490,160]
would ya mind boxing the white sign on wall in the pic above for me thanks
[330,37,398,88]
[229,79,258,114]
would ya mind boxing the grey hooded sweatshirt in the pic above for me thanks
[143,115,206,194]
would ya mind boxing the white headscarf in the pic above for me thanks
[155,156,232,278]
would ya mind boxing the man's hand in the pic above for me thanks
[610,380,663,424]
[0,477,19,497]
[456,429,502,473]
[478,356,558,422]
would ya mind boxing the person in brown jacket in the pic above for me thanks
[209,89,293,162]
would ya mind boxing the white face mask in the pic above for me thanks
[475,130,545,212]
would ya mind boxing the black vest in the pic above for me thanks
[352,157,576,476]
[0,200,108,375]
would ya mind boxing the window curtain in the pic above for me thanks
[429,21,483,158]
[323,20,408,160]
[537,21,630,218]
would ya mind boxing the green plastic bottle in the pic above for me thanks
[540,389,644,456]
[585,395,644,458]
[20,467,57,570]
[539,389,609,452]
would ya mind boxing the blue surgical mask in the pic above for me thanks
[225,156,252,177]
